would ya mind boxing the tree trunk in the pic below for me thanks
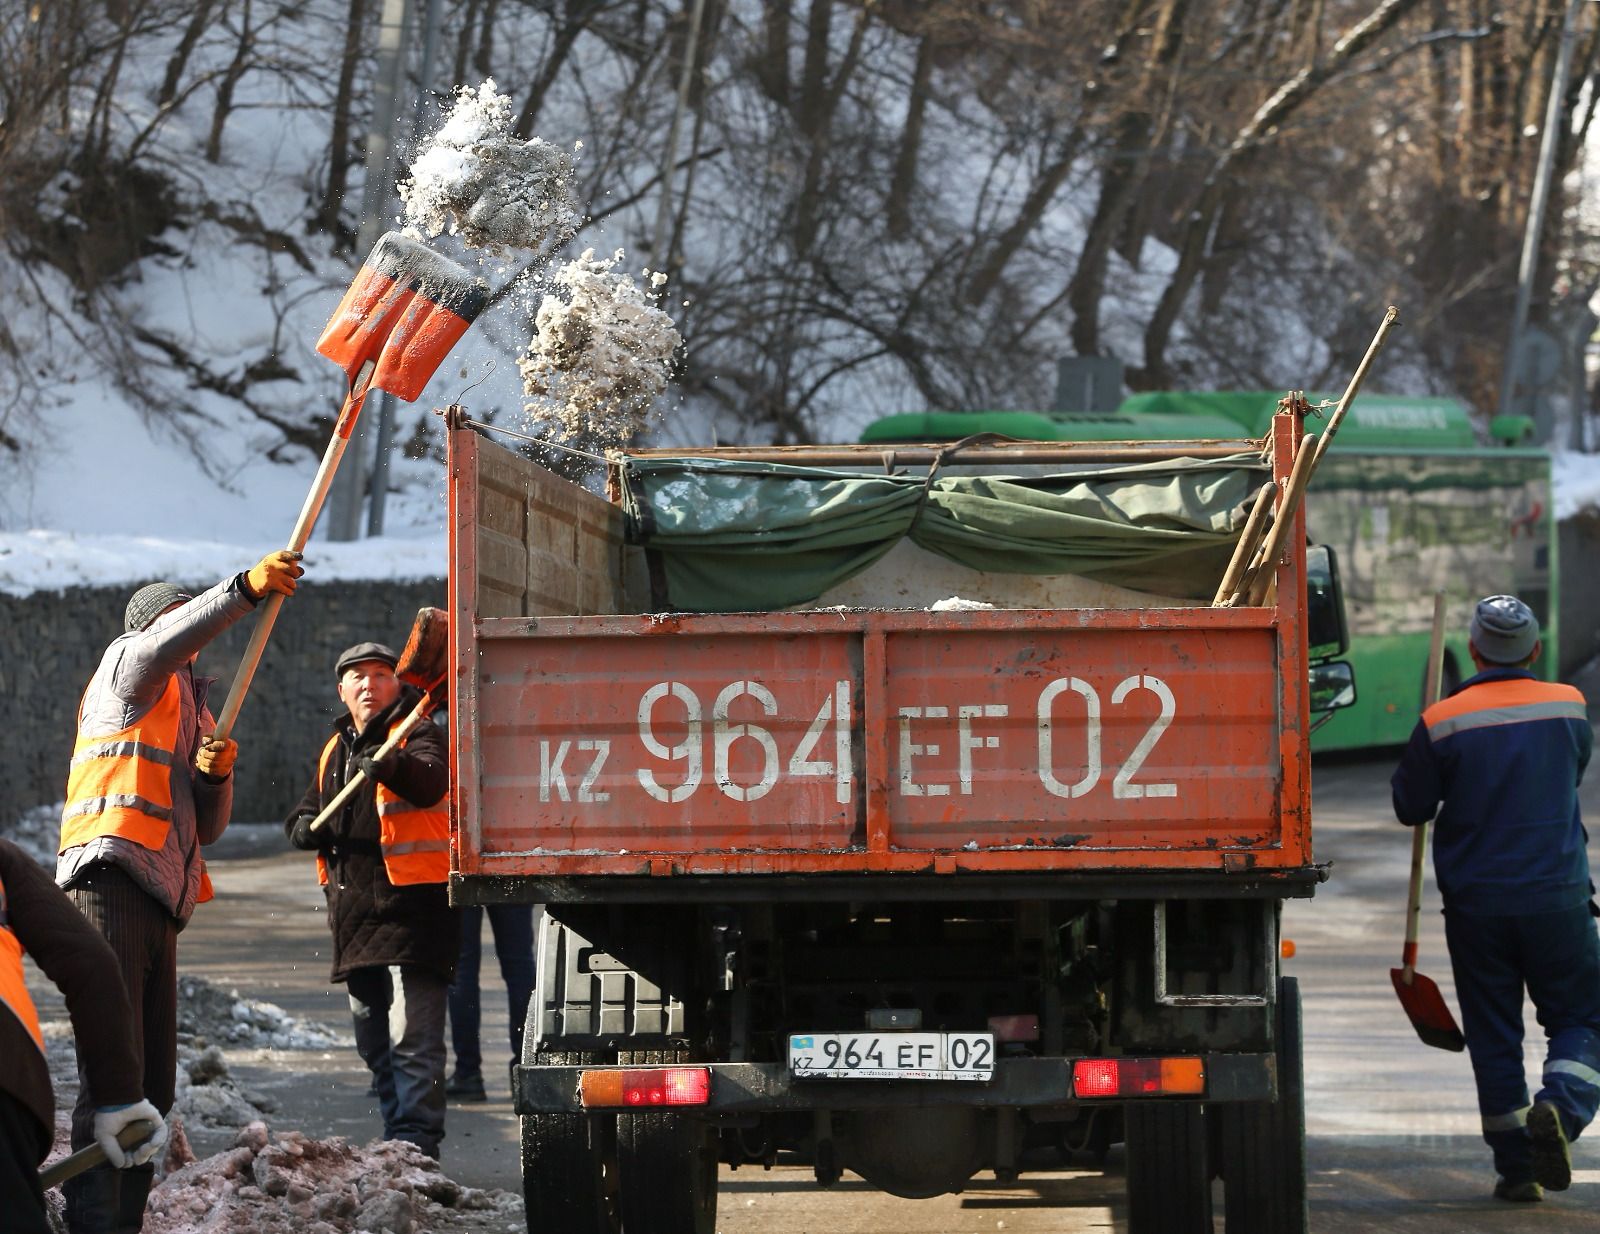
[157,0,216,107]
[885,34,933,238]
[757,0,792,104]
[205,0,254,164]
[319,0,370,237]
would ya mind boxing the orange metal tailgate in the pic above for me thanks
[453,606,1308,877]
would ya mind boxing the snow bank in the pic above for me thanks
[0,529,445,597]
[1552,449,1600,520]
[177,974,349,1051]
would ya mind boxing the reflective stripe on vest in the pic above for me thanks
[60,674,182,853]
[1423,678,1588,742]
[0,874,46,1057]
[315,723,449,887]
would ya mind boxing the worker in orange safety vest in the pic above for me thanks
[1,839,167,1234]
[284,640,456,1159]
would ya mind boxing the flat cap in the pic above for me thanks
[1470,594,1539,666]
[125,582,193,633]
[335,641,399,678]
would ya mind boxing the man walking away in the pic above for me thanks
[1,838,167,1234]
[1392,594,1600,1203]
[56,551,302,1232]
[285,641,457,1158]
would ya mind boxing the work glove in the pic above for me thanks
[244,549,304,600]
[93,1099,168,1168]
[288,814,326,851]
[194,736,237,780]
[354,750,400,786]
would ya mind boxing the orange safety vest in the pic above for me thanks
[0,872,46,1059]
[315,721,450,887]
[59,674,214,903]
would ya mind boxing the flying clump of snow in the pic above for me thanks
[519,247,681,444]
[399,78,580,256]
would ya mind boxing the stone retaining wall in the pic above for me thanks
[0,579,445,828]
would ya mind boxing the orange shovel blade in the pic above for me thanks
[1391,967,1466,1052]
[317,233,488,395]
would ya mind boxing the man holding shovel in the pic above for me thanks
[54,550,303,1232]
[284,640,456,1159]
[1391,594,1600,1202]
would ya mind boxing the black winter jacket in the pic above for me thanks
[284,687,458,982]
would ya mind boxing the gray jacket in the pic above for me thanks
[57,575,258,925]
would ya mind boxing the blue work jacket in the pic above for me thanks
[1391,667,1593,915]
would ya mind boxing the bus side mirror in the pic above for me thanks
[1309,660,1357,713]
[1306,544,1348,659]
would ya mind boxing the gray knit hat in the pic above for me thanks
[1470,594,1539,665]
[125,582,193,633]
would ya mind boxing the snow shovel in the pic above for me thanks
[1391,589,1466,1052]
[308,606,450,833]
[39,1119,162,1190]
[211,238,487,742]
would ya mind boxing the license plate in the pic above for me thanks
[788,1031,995,1081]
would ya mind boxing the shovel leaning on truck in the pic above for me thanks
[307,606,450,834]
[1390,589,1467,1052]
[210,236,488,743]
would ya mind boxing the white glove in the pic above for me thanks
[93,1100,168,1168]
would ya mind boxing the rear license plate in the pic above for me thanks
[788,1031,995,1081]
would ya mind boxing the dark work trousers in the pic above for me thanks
[1444,903,1600,1183]
[63,863,175,1234]
[447,904,537,1079]
[0,1090,52,1234]
[347,964,449,1158]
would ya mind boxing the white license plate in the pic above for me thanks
[788,1031,995,1081]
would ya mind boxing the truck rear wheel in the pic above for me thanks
[616,1050,718,1234]
[1124,1101,1213,1233]
[1215,976,1308,1233]
[520,1049,620,1234]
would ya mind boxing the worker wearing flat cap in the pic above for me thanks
[1392,595,1600,1203]
[285,640,456,1159]
[55,550,303,1232]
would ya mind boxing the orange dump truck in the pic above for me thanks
[446,406,1354,1234]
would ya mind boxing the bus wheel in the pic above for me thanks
[520,1050,620,1234]
[616,1050,718,1234]
[1215,976,1308,1234]
[1124,1100,1213,1233]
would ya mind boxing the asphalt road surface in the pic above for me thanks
[35,752,1600,1231]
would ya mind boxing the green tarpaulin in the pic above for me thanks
[619,453,1268,612]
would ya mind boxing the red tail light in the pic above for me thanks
[1073,1057,1205,1098]
[580,1067,711,1108]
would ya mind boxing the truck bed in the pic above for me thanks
[448,420,1312,895]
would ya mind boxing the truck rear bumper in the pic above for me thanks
[512,1054,1276,1115]
[457,867,1327,906]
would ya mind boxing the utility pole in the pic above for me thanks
[327,0,413,541]
[650,0,709,269]
[368,0,444,536]
[1497,0,1588,425]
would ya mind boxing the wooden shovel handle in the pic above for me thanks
[40,1119,161,1190]
[307,693,438,833]
[1401,590,1449,980]
[213,364,375,742]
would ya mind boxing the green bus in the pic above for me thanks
[861,392,1555,751]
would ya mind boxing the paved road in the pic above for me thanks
[37,753,1596,1230]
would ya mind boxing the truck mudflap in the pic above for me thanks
[512,1053,1276,1115]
